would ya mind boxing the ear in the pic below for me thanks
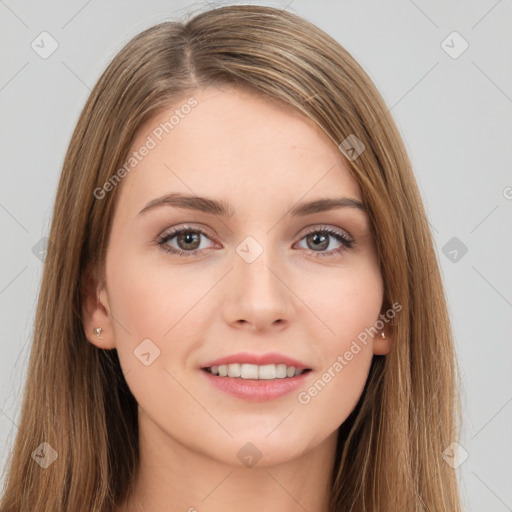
[81,265,116,350]
[373,327,392,356]
[372,300,395,356]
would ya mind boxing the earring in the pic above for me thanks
[93,327,103,340]
[380,330,386,339]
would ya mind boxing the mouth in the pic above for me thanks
[199,352,313,400]
[202,364,312,380]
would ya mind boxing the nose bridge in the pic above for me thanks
[223,233,292,329]
[235,235,282,299]
[238,244,276,292]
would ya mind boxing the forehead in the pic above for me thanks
[115,86,361,218]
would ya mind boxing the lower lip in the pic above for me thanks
[201,369,311,401]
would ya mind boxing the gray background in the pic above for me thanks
[1,1,511,510]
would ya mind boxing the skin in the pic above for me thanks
[83,85,392,512]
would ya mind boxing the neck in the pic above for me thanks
[119,410,337,512]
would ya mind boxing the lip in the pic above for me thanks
[201,367,312,401]
[200,352,311,370]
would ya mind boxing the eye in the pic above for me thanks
[156,224,354,259]
[295,226,354,258]
[156,225,217,257]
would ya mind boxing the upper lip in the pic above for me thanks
[201,352,311,370]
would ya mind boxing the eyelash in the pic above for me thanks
[155,224,354,259]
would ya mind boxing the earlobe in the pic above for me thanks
[81,267,116,350]
[373,329,392,356]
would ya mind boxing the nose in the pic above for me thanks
[221,245,293,332]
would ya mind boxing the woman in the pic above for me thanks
[0,5,463,511]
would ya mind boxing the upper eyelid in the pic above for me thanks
[158,224,215,241]
[297,224,352,239]
[158,223,352,239]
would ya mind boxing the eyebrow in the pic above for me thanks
[138,193,368,217]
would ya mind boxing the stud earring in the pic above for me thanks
[93,327,103,340]
[380,330,386,339]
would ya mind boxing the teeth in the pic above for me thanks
[241,363,259,379]
[258,364,276,380]
[208,363,305,379]
[276,364,287,378]
[227,363,241,377]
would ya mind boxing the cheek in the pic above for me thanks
[303,260,383,342]
[293,264,382,424]
[104,248,220,393]
[105,256,214,430]
[296,343,374,448]
[106,251,211,341]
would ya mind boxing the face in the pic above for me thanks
[85,85,390,468]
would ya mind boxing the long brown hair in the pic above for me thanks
[0,5,463,511]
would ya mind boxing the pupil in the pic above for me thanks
[309,233,328,251]
[178,231,200,250]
